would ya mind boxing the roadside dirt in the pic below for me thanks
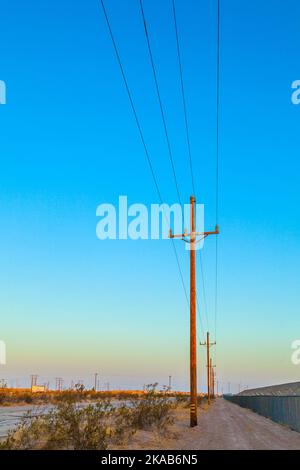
[122,398,300,450]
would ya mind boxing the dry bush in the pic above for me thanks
[0,385,175,449]
[0,400,129,450]
[175,394,189,407]
[128,383,174,434]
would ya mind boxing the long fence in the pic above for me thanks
[224,395,300,432]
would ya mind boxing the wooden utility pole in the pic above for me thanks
[200,332,216,405]
[211,360,215,397]
[210,359,212,397]
[190,195,197,426]
[94,373,98,391]
[55,377,63,392]
[169,196,219,427]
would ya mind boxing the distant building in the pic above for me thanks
[31,385,46,393]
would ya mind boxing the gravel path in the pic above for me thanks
[176,398,300,450]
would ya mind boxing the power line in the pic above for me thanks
[214,0,221,356]
[99,0,193,329]
[137,0,200,331]
[100,0,162,203]
[139,0,182,207]
[138,0,206,339]
[171,237,205,339]
[216,0,221,226]
[199,252,210,332]
[172,0,196,197]
[172,0,209,337]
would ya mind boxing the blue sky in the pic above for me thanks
[0,0,299,392]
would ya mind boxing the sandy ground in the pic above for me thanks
[121,398,300,450]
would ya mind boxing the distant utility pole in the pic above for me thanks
[228,382,231,394]
[210,358,216,399]
[200,332,216,405]
[169,196,219,428]
[0,379,7,388]
[211,361,216,398]
[55,377,63,392]
[30,375,38,391]
[168,375,172,391]
[94,373,99,391]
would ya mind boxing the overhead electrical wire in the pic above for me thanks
[99,0,205,336]
[171,0,195,197]
[199,252,210,330]
[216,0,220,228]
[139,0,208,339]
[214,0,221,362]
[172,0,210,334]
[139,0,182,208]
[99,0,162,203]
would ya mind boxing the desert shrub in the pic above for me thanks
[111,405,136,445]
[174,394,189,406]
[0,411,48,450]
[197,396,204,405]
[128,383,174,434]
[44,401,115,450]
[54,391,80,403]
[24,394,33,404]
[0,385,175,449]
[0,399,118,450]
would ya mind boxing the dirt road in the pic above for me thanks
[177,398,300,450]
[127,398,300,450]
